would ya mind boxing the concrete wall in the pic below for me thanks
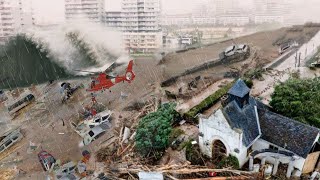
[199,109,248,167]
[252,139,306,171]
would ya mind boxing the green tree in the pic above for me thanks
[135,103,178,158]
[270,78,320,127]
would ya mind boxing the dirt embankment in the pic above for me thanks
[160,25,320,78]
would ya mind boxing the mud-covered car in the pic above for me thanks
[38,150,56,171]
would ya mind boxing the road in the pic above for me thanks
[251,30,320,104]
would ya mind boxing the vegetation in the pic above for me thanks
[135,103,178,159]
[169,128,184,144]
[244,68,264,80]
[184,82,234,120]
[243,79,253,88]
[185,141,205,165]
[217,155,240,169]
[270,78,320,127]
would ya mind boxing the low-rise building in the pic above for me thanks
[199,79,320,178]
[161,14,192,26]
[217,14,250,26]
[254,15,284,24]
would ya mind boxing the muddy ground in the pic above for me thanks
[0,25,319,179]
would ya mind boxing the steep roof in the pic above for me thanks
[258,108,320,158]
[222,97,261,147]
[228,79,250,98]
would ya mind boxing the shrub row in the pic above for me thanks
[184,81,234,121]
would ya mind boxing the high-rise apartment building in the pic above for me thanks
[104,11,122,29]
[0,0,34,40]
[65,0,105,22]
[254,0,285,15]
[121,0,162,54]
[215,0,239,15]
[253,0,289,24]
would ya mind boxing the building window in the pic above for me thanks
[270,145,278,151]
[247,146,253,156]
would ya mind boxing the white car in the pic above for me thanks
[79,123,111,147]
[236,44,249,54]
[71,110,112,137]
[55,161,78,179]
[224,45,236,57]
[84,110,112,128]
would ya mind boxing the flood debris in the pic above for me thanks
[0,128,23,154]
[138,172,163,180]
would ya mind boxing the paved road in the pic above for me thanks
[251,31,320,104]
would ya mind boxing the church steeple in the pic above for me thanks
[227,79,250,108]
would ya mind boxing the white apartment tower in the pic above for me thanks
[65,0,105,22]
[121,0,162,54]
[0,0,34,40]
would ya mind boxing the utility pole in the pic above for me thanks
[295,50,298,67]
[298,52,301,67]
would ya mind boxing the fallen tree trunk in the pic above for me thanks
[115,167,256,175]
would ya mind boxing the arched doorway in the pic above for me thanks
[212,140,227,162]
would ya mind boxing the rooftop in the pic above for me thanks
[228,79,250,98]
[258,108,320,158]
[223,97,261,147]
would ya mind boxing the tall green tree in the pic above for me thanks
[270,78,320,127]
[135,103,178,158]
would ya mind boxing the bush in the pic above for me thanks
[270,78,320,127]
[185,142,205,165]
[135,103,178,158]
[244,68,264,80]
[243,79,253,88]
[217,155,240,169]
[169,128,184,144]
[184,82,234,120]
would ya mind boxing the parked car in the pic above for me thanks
[38,150,56,172]
[79,123,110,147]
[55,161,78,179]
[0,90,7,102]
[57,173,80,180]
[236,44,249,54]
[7,94,35,116]
[84,110,112,128]
[71,110,112,137]
[278,41,298,55]
[0,128,23,154]
[224,45,237,57]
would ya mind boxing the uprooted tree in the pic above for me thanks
[270,78,320,127]
[135,102,178,159]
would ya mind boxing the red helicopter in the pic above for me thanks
[86,60,136,92]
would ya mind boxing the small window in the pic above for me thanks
[88,131,95,137]
[69,166,76,171]
[94,132,105,140]
[12,135,19,141]
[4,140,12,147]
[270,145,278,151]
[102,116,108,121]
[94,119,100,123]
[0,145,4,152]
